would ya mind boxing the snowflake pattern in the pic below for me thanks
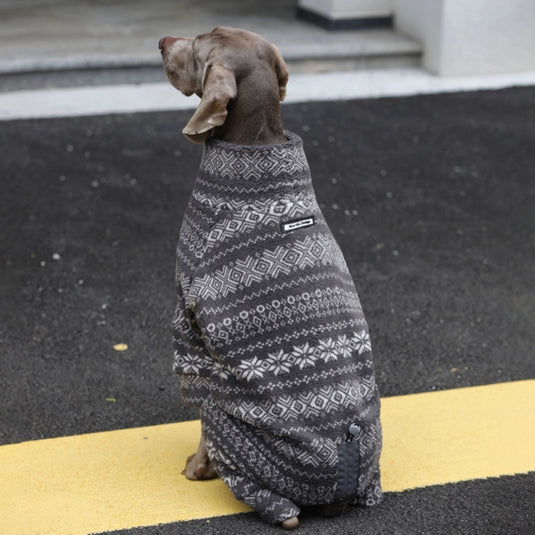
[291,342,317,369]
[316,337,338,362]
[265,349,293,376]
[337,334,353,359]
[214,360,231,380]
[237,356,266,381]
[353,330,371,354]
[175,351,205,374]
[237,331,371,380]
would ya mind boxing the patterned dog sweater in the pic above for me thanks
[173,131,382,524]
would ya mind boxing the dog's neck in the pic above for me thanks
[211,79,287,146]
[212,123,287,147]
[212,114,287,146]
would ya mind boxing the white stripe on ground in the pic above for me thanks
[1,68,535,121]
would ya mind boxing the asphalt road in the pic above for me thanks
[1,87,534,533]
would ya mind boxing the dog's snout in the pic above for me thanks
[159,36,179,52]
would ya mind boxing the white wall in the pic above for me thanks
[394,0,535,76]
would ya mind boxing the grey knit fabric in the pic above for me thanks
[173,131,382,524]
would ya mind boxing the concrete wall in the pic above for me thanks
[394,0,535,76]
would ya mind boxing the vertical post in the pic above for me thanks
[394,0,535,75]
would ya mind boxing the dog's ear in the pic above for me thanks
[182,62,237,143]
[271,44,289,102]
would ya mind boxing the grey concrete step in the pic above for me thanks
[0,0,421,80]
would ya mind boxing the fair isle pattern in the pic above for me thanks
[203,294,365,351]
[192,188,318,214]
[200,271,361,315]
[173,132,382,524]
[196,196,319,260]
[221,318,369,361]
[189,232,348,302]
[201,137,309,180]
[224,380,362,426]
[195,174,313,194]
[210,361,374,398]
[235,332,371,381]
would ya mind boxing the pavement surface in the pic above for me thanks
[1,85,535,533]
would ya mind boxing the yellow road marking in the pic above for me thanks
[1,380,534,534]
[380,379,535,491]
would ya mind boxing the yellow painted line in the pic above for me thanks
[1,380,534,535]
[380,379,535,491]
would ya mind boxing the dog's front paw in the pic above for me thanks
[182,452,219,480]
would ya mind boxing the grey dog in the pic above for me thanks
[159,27,382,529]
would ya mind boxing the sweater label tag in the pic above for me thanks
[281,216,315,233]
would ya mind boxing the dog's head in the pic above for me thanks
[159,27,288,143]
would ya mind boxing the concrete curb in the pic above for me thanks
[1,68,534,121]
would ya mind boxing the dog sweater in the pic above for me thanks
[173,131,382,524]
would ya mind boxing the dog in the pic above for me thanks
[159,27,382,530]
